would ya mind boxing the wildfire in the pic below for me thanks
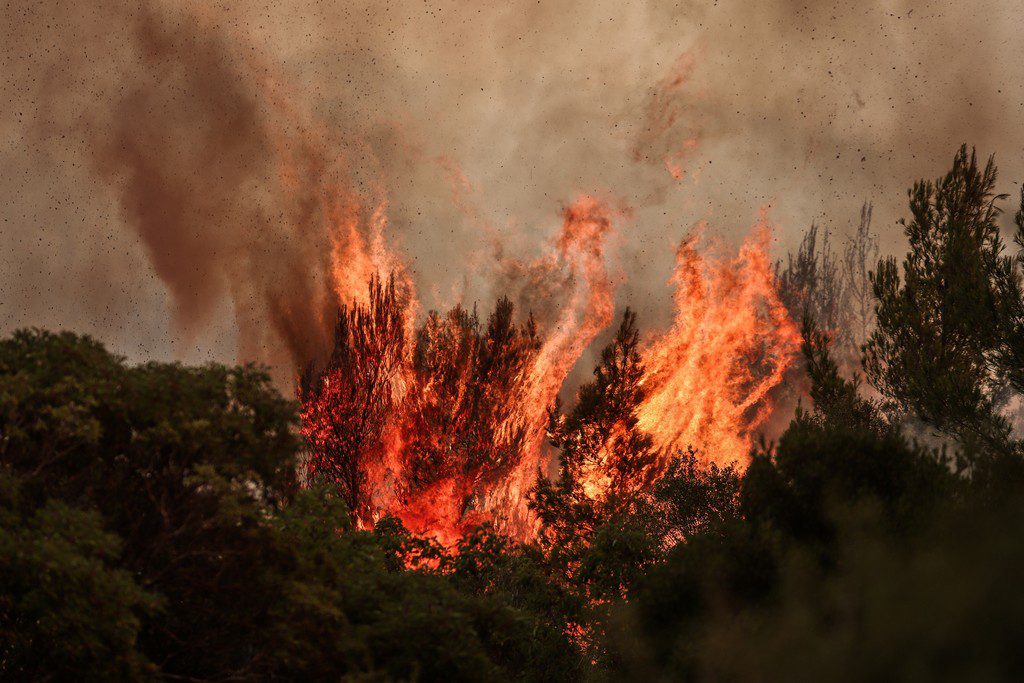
[301,197,618,545]
[561,211,798,503]
[301,197,798,544]
[636,210,801,469]
[489,196,617,537]
[76,1,799,544]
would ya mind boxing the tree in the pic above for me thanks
[0,470,158,680]
[301,274,409,518]
[0,328,581,681]
[532,310,662,585]
[865,146,1018,448]
[530,310,746,676]
[990,187,1024,399]
[696,490,1024,683]
[603,307,956,682]
[842,202,880,349]
[800,315,885,435]
[303,280,545,537]
[400,297,541,533]
[777,222,850,356]
[0,329,302,678]
[544,310,660,505]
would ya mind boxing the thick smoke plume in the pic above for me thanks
[3,0,1024,377]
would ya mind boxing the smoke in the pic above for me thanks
[3,0,1023,378]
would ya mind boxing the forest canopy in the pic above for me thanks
[5,147,1024,681]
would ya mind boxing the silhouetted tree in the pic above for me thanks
[0,470,158,680]
[533,311,662,586]
[777,222,850,352]
[15,146,1024,682]
[865,145,1018,449]
[1,329,574,681]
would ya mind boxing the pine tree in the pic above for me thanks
[864,146,1016,448]
[530,310,664,593]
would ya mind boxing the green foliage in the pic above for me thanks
[573,147,1024,679]
[990,186,1024,399]
[535,310,666,589]
[698,500,1024,683]
[0,470,158,680]
[262,488,570,682]
[531,311,745,670]
[800,315,884,434]
[0,328,304,678]
[865,145,1019,447]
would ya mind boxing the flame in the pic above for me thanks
[487,196,618,537]
[89,6,796,544]
[301,199,798,543]
[301,196,618,545]
[636,209,800,469]
[634,51,702,181]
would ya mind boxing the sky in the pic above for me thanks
[3,0,1024,379]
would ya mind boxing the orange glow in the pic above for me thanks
[301,196,618,545]
[637,210,800,469]
[488,196,618,538]
[301,197,797,543]
[664,137,700,181]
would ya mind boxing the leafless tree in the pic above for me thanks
[842,202,880,350]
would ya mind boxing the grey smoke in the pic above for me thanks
[3,0,1023,383]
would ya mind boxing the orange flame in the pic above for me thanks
[301,196,618,545]
[302,201,799,542]
[487,196,618,537]
[664,137,700,181]
[637,209,800,469]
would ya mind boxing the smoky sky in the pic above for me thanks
[3,0,1024,379]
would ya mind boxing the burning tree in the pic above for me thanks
[301,277,544,544]
[397,298,541,540]
[300,275,409,522]
[545,310,662,505]
[636,216,801,466]
[295,181,806,550]
[532,311,664,584]
[302,210,799,546]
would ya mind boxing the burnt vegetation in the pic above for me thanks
[7,147,1024,681]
